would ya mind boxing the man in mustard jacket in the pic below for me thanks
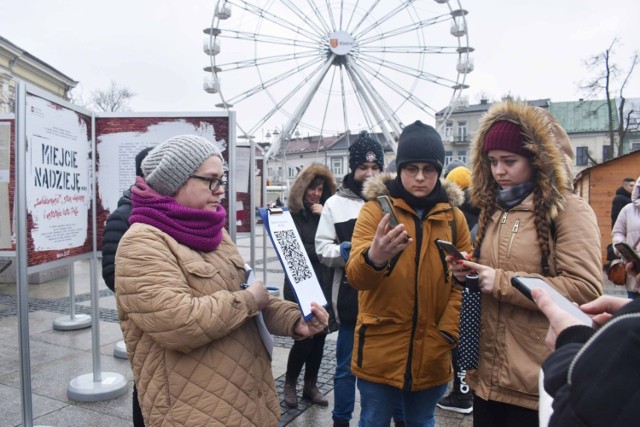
[346,121,473,427]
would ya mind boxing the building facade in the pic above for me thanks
[0,35,77,113]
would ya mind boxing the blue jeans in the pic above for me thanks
[628,291,640,300]
[333,324,356,422]
[357,378,447,427]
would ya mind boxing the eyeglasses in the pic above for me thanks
[190,174,227,192]
[402,164,438,177]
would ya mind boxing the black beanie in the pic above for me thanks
[348,131,384,171]
[135,146,154,178]
[396,120,445,174]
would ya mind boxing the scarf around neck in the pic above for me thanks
[129,177,227,252]
[496,181,535,211]
[343,172,366,200]
[387,175,449,213]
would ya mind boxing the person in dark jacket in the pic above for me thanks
[535,257,640,427]
[282,163,336,408]
[102,147,153,292]
[611,177,635,229]
[101,146,152,427]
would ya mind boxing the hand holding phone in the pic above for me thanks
[614,242,640,266]
[511,276,592,326]
[435,239,466,261]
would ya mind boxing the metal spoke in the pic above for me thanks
[207,0,471,141]
[215,29,320,50]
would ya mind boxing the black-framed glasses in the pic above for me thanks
[403,164,438,177]
[190,174,227,191]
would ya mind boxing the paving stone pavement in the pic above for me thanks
[0,227,622,426]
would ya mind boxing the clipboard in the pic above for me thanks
[259,207,328,321]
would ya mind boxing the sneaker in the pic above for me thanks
[437,392,473,414]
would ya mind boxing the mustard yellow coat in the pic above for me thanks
[346,175,473,391]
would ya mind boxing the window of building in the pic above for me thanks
[445,150,453,165]
[457,150,467,164]
[456,121,467,142]
[576,147,588,166]
[288,166,297,179]
[445,121,453,139]
[631,142,640,152]
[330,157,343,176]
[602,145,613,161]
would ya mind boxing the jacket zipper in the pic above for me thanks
[506,219,520,258]
[403,215,422,391]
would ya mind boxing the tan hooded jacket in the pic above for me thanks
[116,227,301,426]
[346,174,473,391]
[468,100,603,410]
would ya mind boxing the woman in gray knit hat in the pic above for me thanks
[115,134,329,427]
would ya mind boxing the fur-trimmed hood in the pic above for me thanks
[361,172,465,208]
[287,163,336,214]
[470,100,574,220]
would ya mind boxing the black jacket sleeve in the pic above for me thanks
[101,202,132,292]
[542,299,640,426]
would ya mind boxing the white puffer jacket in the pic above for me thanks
[612,177,640,292]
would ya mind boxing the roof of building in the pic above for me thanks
[436,98,550,117]
[549,99,619,133]
[0,35,77,87]
[281,132,394,155]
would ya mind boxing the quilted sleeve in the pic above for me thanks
[115,226,262,353]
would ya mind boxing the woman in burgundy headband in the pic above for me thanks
[447,101,603,427]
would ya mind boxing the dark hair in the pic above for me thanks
[623,177,635,183]
[309,176,326,189]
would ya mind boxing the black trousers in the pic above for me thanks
[473,395,538,427]
[285,333,327,383]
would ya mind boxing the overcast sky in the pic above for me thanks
[1,0,638,131]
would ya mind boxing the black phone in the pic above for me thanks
[614,242,640,266]
[511,276,592,326]
[435,239,466,261]
[376,195,400,229]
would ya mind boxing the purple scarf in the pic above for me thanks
[129,177,226,252]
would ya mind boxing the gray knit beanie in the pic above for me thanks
[142,135,223,196]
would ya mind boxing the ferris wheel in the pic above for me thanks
[203,0,473,156]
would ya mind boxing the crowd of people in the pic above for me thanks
[104,100,639,427]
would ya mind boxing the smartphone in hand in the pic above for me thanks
[614,242,640,266]
[511,276,592,325]
[376,195,400,229]
[435,239,466,261]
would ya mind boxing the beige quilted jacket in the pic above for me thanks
[116,224,301,426]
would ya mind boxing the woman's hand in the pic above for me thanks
[454,260,496,293]
[579,295,631,326]
[246,280,269,310]
[294,302,330,337]
[367,214,412,266]
[445,252,472,284]
[310,203,323,215]
[532,288,587,350]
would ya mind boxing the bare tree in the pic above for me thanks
[90,80,136,112]
[580,38,638,158]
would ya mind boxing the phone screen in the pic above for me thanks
[511,276,592,326]
[376,196,400,228]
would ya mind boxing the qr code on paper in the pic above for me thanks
[274,229,312,283]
